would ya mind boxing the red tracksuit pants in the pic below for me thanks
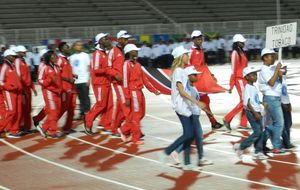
[60,91,76,131]
[21,88,32,130]
[224,78,248,127]
[85,84,113,130]
[2,90,22,134]
[111,83,130,134]
[0,93,6,132]
[200,94,218,126]
[41,90,61,135]
[120,90,145,143]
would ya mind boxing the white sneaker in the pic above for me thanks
[233,143,244,158]
[170,151,180,164]
[158,152,168,165]
[182,164,201,171]
[117,128,127,142]
[198,158,213,166]
[253,152,268,160]
[36,125,47,138]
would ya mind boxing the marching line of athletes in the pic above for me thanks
[0,29,296,165]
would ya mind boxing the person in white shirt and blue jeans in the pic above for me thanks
[258,48,285,154]
[234,66,267,160]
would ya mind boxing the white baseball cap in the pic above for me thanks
[185,66,202,76]
[172,46,190,59]
[3,49,17,57]
[117,30,131,39]
[39,49,49,57]
[191,30,202,38]
[243,66,261,77]
[16,45,27,52]
[261,48,276,57]
[124,44,140,54]
[233,34,246,43]
[95,33,109,44]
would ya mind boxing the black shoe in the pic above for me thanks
[263,146,272,153]
[6,132,23,138]
[83,115,93,136]
[285,144,297,150]
[223,119,231,131]
[33,120,39,127]
[212,122,223,130]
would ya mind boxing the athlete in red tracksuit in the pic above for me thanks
[32,50,48,127]
[118,44,160,144]
[106,30,131,136]
[189,31,223,130]
[57,42,76,133]
[0,64,6,134]
[38,51,63,138]
[15,46,37,132]
[223,34,248,130]
[0,50,23,138]
[84,33,113,135]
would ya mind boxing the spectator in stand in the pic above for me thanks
[247,35,255,61]
[291,34,300,58]
[216,35,226,64]
[32,48,41,82]
[205,38,217,65]
[253,35,263,60]
[137,41,152,67]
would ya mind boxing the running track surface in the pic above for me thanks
[1,61,300,190]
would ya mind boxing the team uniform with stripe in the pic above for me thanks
[14,57,36,130]
[120,60,159,143]
[56,54,76,131]
[0,59,22,134]
[38,63,62,135]
[224,50,248,127]
[107,46,129,134]
[85,47,113,130]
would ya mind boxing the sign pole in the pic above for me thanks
[276,0,282,62]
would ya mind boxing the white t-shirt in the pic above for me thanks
[184,81,201,115]
[243,84,261,112]
[69,52,90,84]
[171,68,191,117]
[281,75,290,104]
[258,64,282,97]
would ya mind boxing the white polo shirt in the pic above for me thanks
[69,52,90,84]
[243,84,261,112]
[281,75,290,104]
[258,64,282,97]
[171,68,191,117]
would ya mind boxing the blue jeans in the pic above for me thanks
[263,95,284,149]
[165,113,194,165]
[281,104,293,148]
[176,114,204,159]
[240,110,263,153]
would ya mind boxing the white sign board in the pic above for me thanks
[265,22,297,49]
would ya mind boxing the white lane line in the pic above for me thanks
[0,185,11,190]
[0,139,145,190]
[66,135,295,190]
[145,114,300,167]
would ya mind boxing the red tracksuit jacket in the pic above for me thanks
[90,49,110,86]
[189,46,210,73]
[14,58,35,90]
[107,46,124,84]
[0,60,22,92]
[229,50,248,90]
[38,63,62,94]
[123,60,157,100]
[56,55,74,92]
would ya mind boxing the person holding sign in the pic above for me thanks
[258,48,285,154]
